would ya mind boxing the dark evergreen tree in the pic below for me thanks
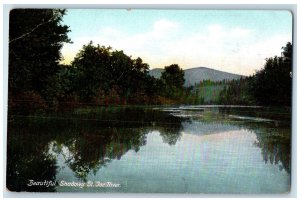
[250,42,292,106]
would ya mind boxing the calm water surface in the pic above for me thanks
[7,106,291,193]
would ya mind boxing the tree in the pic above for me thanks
[9,9,71,101]
[109,50,134,97]
[70,42,159,104]
[218,78,255,105]
[71,41,112,101]
[133,57,149,73]
[282,42,292,59]
[161,64,185,89]
[250,42,292,106]
[161,64,185,99]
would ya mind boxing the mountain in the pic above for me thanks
[148,68,163,79]
[149,67,245,86]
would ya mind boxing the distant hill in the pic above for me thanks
[149,67,245,86]
[148,68,164,79]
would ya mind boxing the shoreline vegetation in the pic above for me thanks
[8,9,292,116]
[6,9,292,193]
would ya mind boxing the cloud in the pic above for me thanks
[208,24,224,36]
[61,22,290,76]
[61,19,180,64]
[152,19,179,35]
[230,28,251,37]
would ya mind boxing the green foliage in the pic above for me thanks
[249,42,292,106]
[217,42,292,106]
[8,91,49,115]
[161,64,185,89]
[9,9,71,113]
[218,78,255,105]
[71,42,112,101]
[160,64,185,99]
[8,9,292,113]
[9,9,71,97]
[192,80,225,104]
[70,42,159,105]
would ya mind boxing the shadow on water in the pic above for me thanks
[6,106,291,192]
[218,106,291,174]
[7,106,184,191]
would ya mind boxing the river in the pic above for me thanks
[6,105,291,193]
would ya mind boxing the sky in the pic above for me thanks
[61,9,292,76]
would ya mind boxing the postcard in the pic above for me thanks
[6,8,293,193]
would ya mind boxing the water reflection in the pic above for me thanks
[187,107,290,174]
[7,107,183,190]
[48,127,149,181]
[7,106,291,192]
[7,123,57,192]
[253,127,291,174]
[180,107,291,174]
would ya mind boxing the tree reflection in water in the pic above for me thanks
[216,107,291,174]
[6,106,290,191]
[7,120,57,192]
[252,127,290,174]
[7,106,184,189]
[50,127,149,181]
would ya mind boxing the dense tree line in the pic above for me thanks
[8,9,187,114]
[188,42,292,107]
[249,42,292,106]
[8,9,292,115]
[67,44,191,106]
[217,42,292,106]
[190,80,226,104]
[217,78,255,105]
[67,41,162,105]
[9,9,71,113]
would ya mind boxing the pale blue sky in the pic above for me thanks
[61,9,292,75]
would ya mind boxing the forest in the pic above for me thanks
[8,9,293,115]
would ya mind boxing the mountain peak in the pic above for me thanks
[149,67,245,86]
